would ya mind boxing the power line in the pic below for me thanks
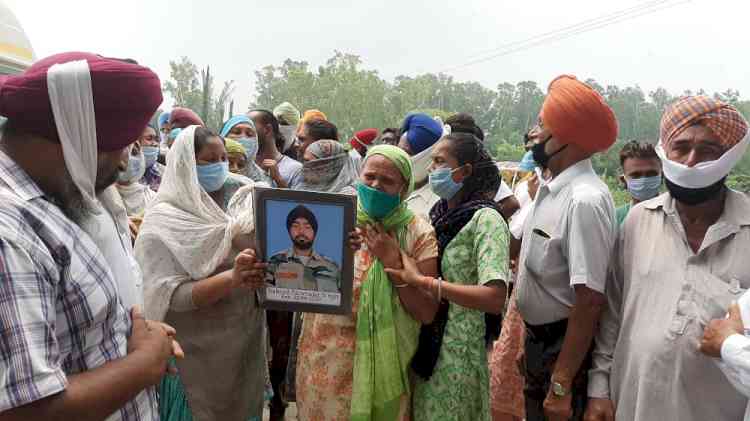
[462,0,671,60]
[440,0,692,73]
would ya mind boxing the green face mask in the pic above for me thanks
[356,182,400,219]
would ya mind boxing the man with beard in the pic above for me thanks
[249,109,302,189]
[264,204,340,420]
[267,205,341,292]
[0,52,181,421]
[586,96,750,421]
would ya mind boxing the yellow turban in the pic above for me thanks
[300,109,328,127]
[273,102,301,126]
[224,138,246,156]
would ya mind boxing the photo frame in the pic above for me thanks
[254,186,357,315]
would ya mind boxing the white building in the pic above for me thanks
[0,1,33,74]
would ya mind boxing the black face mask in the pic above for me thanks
[664,177,726,206]
[531,138,568,169]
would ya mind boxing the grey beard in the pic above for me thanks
[47,173,95,225]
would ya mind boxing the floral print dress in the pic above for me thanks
[413,208,510,421]
[295,216,438,421]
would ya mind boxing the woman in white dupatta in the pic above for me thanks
[135,125,267,421]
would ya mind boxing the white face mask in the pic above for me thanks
[656,133,749,189]
[118,151,146,184]
[279,125,297,152]
[411,144,435,184]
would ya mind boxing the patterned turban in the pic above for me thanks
[660,95,748,148]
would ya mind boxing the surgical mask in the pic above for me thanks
[625,175,661,201]
[118,152,145,184]
[196,161,229,192]
[429,166,463,200]
[279,125,297,152]
[519,150,537,172]
[655,135,749,189]
[237,137,259,162]
[531,138,567,169]
[142,146,160,169]
[411,145,434,183]
[356,182,401,219]
[665,176,725,206]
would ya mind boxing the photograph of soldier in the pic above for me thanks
[266,205,342,292]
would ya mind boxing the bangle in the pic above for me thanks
[437,277,442,303]
[394,282,409,288]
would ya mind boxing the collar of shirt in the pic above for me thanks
[644,189,750,227]
[0,150,45,201]
[543,158,595,197]
[287,247,323,261]
[644,189,750,253]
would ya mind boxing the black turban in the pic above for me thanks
[286,205,318,234]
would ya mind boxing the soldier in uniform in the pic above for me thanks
[267,205,341,292]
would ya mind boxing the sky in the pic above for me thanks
[6,0,749,112]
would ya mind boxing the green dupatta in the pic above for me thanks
[351,145,421,421]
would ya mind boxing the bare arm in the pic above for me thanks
[440,279,506,315]
[0,309,174,421]
[189,269,235,308]
[0,352,159,421]
[552,285,605,388]
[388,257,439,324]
[386,257,507,315]
[186,249,267,309]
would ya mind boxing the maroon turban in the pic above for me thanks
[169,107,204,129]
[350,128,379,154]
[0,51,163,152]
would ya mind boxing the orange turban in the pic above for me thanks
[300,109,328,127]
[660,95,748,149]
[540,75,618,153]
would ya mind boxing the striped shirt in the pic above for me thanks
[0,150,158,420]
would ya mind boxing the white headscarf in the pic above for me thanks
[411,121,451,184]
[135,125,256,321]
[47,59,99,211]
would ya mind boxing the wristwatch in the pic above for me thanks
[551,381,569,397]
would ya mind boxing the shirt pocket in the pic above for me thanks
[694,273,746,327]
[668,272,746,340]
[525,229,555,278]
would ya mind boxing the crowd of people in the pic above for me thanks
[1,51,750,421]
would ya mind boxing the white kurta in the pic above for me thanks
[589,190,750,421]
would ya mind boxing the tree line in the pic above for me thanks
[162,52,750,196]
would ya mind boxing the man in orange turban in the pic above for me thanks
[586,97,750,421]
[516,75,618,421]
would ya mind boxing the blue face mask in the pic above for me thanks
[519,150,537,172]
[197,161,229,192]
[429,166,463,200]
[356,182,401,219]
[626,175,662,201]
[118,152,145,184]
[142,146,160,169]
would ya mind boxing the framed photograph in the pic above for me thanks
[254,187,357,315]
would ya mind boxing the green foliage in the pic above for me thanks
[163,56,234,132]
[604,176,630,207]
[166,52,750,193]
